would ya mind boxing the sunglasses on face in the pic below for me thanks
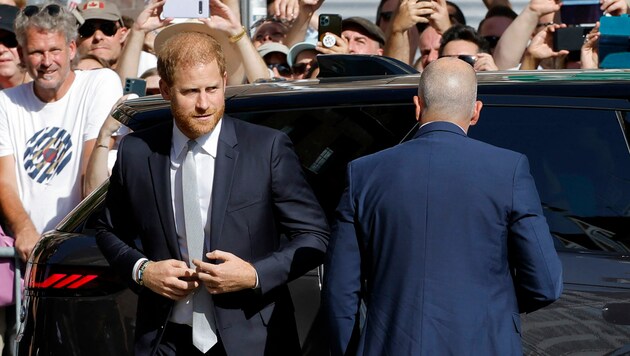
[79,21,118,38]
[292,63,310,75]
[267,63,292,76]
[23,4,62,17]
[0,34,17,48]
[440,54,477,66]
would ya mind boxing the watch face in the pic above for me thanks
[322,34,336,48]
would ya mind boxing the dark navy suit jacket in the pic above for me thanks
[96,115,329,356]
[323,121,563,356]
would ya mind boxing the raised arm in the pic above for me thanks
[493,0,559,69]
[201,0,270,84]
[384,0,433,64]
[284,0,324,48]
[115,0,172,85]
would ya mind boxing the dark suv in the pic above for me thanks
[16,57,630,355]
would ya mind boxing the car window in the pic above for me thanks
[231,104,417,218]
[470,107,630,253]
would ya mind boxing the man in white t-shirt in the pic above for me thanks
[0,1,122,262]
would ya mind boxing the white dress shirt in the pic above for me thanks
[169,119,222,325]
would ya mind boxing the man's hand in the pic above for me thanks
[429,0,452,34]
[474,53,499,71]
[193,250,257,294]
[133,0,172,33]
[142,259,199,300]
[601,0,628,15]
[527,23,569,61]
[391,0,433,34]
[581,22,600,69]
[14,226,39,262]
[200,0,243,37]
[528,0,561,18]
[315,33,349,54]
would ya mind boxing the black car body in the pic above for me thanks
[16,58,630,355]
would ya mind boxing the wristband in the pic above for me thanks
[137,260,151,286]
[95,144,109,149]
[229,26,247,44]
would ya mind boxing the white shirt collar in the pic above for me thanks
[172,118,223,160]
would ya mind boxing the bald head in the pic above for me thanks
[417,57,479,126]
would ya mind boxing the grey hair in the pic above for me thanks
[15,0,78,47]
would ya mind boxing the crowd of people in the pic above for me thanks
[0,0,621,354]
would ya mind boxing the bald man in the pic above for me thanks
[323,58,563,356]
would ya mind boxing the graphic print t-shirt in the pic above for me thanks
[0,69,123,233]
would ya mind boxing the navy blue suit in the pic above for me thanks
[96,116,329,356]
[323,121,563,356]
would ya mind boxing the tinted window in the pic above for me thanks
[232,105,417,218]
[470,107,630,253]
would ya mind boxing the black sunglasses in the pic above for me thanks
[79,21,118,38]
[0,34,18,48]
[23,4,62,18]
[292,63,310,75]
[267,63,291,76]
[440,54,477,66]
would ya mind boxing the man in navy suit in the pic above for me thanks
[323,57,563,356]
[96,23,329,356]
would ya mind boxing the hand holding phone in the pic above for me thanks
[124,78,147,97]
[319,14,342,48]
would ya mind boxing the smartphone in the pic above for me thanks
[163,0,209,18]
[318,14,342,42]
[124,78,147,97]
[553,26,594,52]
[560,0,603,25]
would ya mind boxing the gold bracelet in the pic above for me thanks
[229,26,247,44]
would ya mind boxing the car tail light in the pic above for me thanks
[30,273,98,289]
[26,263,126,296]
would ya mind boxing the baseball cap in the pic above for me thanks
[287,41,316,67]
[342,17,386,46]
[257,42,289,59]
[77,1,122,25]
[0,4,18,35]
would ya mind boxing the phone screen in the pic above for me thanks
[162,0,209,18]
[560,0,603,25]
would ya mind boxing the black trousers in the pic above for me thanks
[156,322,227,356]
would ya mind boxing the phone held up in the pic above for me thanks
[319,14,342,48]
[124,78,147,97]
[162,0,209,18]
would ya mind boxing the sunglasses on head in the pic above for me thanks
[440,54,477,66]
[267,63,292,76]
[79,21,118,38]
[23,4,62,18]
[0,34,17,48]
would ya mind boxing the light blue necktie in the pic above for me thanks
[182,140,217,353]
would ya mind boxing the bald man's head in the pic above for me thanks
[417,58,478,127]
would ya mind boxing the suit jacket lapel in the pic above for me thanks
[147,124,182,260]
[210,116,238,251]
